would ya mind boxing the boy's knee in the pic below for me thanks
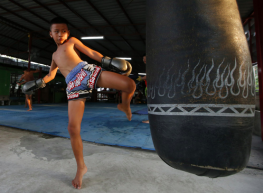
[127,79,136,93]
[68,125,79,136]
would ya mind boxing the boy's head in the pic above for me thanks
[23,68,30,73]
[50,17,69,29]
[143,53,146,64]
[49,17,70,45]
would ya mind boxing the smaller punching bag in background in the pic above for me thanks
[146,0,255,178]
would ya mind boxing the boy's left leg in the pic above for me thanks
[96,71,136,121]
[24,96,27,108]
[29,95,33,108]
[68,98,87,189]
[25,94,32,111]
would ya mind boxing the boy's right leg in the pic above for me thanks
[96,71,136,121]
[29,95,33,108]
[142,120,149,124]
[24,96,27,108]
[26,94,32,111]
[68,98,87,189]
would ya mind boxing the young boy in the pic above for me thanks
[23,17,136,189]
[17,68,40,111]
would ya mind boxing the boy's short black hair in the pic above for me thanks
[143,53,146,57]
[50,17,69,30]
[23,67,30,72]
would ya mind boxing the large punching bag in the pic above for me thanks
[146,0,255,178]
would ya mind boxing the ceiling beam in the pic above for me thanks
[243,11,255,25]
[5,34,28,52]
[0,13,57,57]
[0,43,51,61]
[58,0,127,56]
[8,0,58,53]
[0,16,28,33]
[0,0,83,16]
[33,22,146,36]
[0,15,53,48]
[1,2,112,60]
[0,5,55,47]
[85,0,141,56]
[0,33,53,55]
[10,0,99,55]
[0,4,46,31]
[32,0,116,56]
[10,0,50,24]
[116,0,145,45]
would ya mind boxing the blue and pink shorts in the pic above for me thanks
[65,61,102,100]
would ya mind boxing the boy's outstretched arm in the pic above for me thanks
[71,37,132,76]
[17,74,27,85]
[22,56,57,93]
[32,69,41,74]
[17,81,27,85]
[17,74,25,84]
[18,74,25,82]
[43,57,58,83]
[70,37,103,62]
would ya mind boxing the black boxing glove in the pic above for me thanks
[22,79,46,93]
[101,56,132,76]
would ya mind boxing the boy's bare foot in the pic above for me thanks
[117,104,132,121]
[27,109,32,111]
[142,120,149,123]
[72,166,88,189]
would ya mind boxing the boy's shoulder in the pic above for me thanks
[68,37,83,45]
[68,37,78,42]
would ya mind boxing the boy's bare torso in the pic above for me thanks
[23,71,36,81]
[53,38,83,78]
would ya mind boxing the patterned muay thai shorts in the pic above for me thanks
[65,61,102,100]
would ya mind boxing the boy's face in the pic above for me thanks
[143,56,146,64]
[50,23,70,45]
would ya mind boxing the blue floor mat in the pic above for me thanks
[0,103,155,151]
[132,108,148,115]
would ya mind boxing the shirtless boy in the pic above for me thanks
[17,69,40,111]
[22,17,136,189]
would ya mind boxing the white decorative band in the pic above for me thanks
[147,104,255,117]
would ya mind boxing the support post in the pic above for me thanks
[248,20,254,63]
[27,33,32,70]
[253,0,263,141]
[38,67,42,104]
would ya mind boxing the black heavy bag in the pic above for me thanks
[146,0,255,178]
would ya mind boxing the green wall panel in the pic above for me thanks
[0,69,10,95]
[0,64,67,102]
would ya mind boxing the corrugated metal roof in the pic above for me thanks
[0,0,254,73]
[237,0,254,19]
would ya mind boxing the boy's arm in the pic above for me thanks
[72,37,132,76]
[43,57,58,83]
[17,74,25,82]
[71,37,103,62]
[141,76,147,80]
[32,69,41,73]
[18,80,27,85]
[22,56,57,93]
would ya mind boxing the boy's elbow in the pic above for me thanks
[51,75,56,80]
[44,74,55,82]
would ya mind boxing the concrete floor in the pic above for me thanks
[0,126,262,193]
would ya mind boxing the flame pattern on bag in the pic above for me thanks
[147,58,255,99]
